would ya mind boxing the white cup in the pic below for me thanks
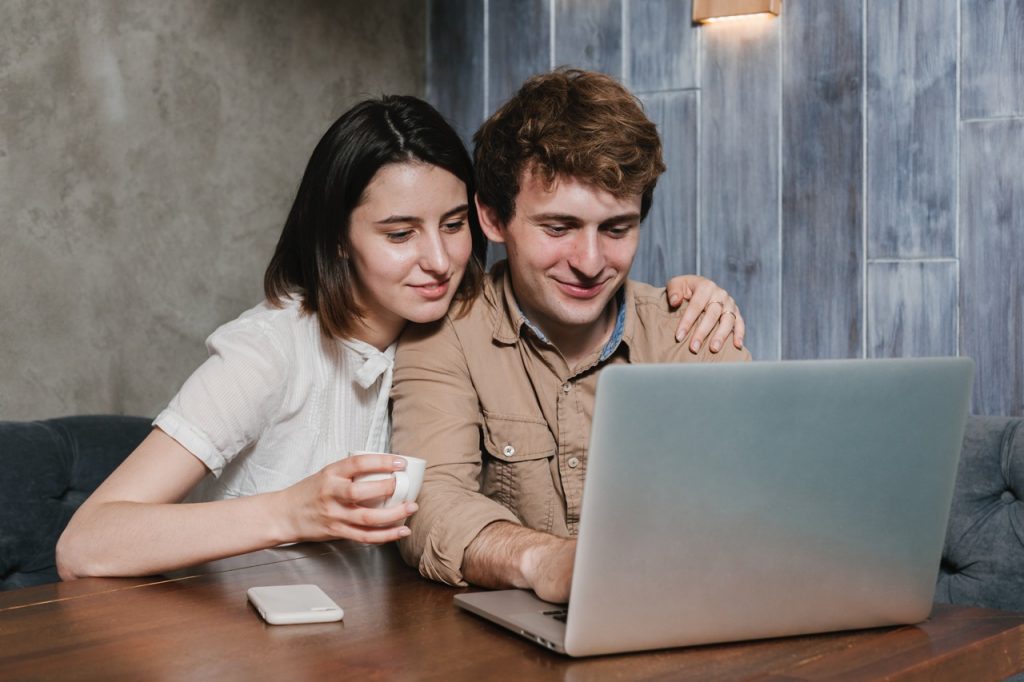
[350,451,426,509]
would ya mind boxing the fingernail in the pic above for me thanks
[405,502,419,513]
[393,458,407,469]
[711,341,721,352]
[398,526,411,536]
[690,342,700,353]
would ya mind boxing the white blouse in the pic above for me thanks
[154,297,394,502]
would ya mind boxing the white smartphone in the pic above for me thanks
[246,584,344,625]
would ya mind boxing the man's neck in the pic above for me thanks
[518,296,620,371]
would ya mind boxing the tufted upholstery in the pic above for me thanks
[0,415,151,590]
[937,415,1024,611]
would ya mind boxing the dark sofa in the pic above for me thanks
[0,415,151,590]
[1,415,1022,612]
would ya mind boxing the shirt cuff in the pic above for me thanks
[405,495,520,587]
[153,408,227,475]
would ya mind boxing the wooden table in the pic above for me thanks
[2,542,1023,681]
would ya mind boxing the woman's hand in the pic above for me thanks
[277,454,418,545]
[665,275,745,353]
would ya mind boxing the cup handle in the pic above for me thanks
[388,471,410,507]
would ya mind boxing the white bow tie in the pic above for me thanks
[354,352,393,389]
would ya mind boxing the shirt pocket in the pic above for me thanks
[481,412,557,531]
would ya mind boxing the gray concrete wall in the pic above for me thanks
[1,0,425,419]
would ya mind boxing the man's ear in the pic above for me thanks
[475,195,506,244]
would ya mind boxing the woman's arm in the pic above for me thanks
[56,429,415,580]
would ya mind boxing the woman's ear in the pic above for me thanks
[475,195,506,244]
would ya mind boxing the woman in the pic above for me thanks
[57,95,743,579]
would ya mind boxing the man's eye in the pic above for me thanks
[386,230,414,243]
[605,225,633,238]
[442,219,465,232]
[543,224,569,236]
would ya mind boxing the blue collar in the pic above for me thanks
[519,288,627,362]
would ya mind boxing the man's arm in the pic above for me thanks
[463,521,577,603]
[392,317,521,586]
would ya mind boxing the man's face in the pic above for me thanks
[478,171,641,351]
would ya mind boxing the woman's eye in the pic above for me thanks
[386,230,414,243]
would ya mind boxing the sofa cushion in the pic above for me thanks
[0,415,151,590]
[937,416,1024,611]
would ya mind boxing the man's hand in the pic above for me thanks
[463,521,578,603]
[520,536,577,603]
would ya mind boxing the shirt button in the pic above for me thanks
[562,382,571,394]
[567,457,580,468]
[503,444,515,457]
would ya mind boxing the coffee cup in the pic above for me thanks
[350,451,426,509]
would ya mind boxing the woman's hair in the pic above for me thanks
[264,95,486,339]
[474,68,665,225]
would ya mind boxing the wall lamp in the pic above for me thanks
[693,0,781,24]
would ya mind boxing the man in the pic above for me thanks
[391,69,750,603]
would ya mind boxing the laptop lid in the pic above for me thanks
[560,357,973,656]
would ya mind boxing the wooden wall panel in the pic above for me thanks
[962,0,1024,119]
[426,0,485,145]
[700,20,781,360]
[960,120,1024,416]
[633,92,698,287]
[867,262,957,358]
[866,0,957,258]
[488,0,551,113]
[628,0,698,91]
[554,0,622,77]
[781,0,863,359]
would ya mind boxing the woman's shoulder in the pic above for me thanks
[206,296,315,357]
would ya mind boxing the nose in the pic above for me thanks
[419,229,451,275]
[567,229,604,278]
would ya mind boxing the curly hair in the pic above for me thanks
[473,68,665,224]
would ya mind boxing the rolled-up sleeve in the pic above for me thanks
[391,318,519,586]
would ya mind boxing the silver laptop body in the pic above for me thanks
[454,358,974,656]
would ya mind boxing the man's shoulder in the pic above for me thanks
[624,279,751,363]
[398,272,501,350]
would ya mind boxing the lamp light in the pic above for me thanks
[692,0,781,24]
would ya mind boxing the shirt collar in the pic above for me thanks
[488,260,631,362]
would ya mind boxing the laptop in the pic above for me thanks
[454,357,974,657]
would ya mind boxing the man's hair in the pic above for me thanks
[264,95,486,339]
[473,68,666,225]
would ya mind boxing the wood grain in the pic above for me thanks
[960,120,1024,416]
[1,543,1023,680]
[866,0,957,258]
[554,0,622,77]
[867,261,957,358]
[628,0,698,91]
[634,91,698,287]
[487,0,551,113]
[700,18,781,360]
[781,0,864,359]
[426,0,485,145]
[961,0,1024,119]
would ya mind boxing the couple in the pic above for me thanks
[57,69,749,602]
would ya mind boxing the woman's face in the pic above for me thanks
[346,161,473,348]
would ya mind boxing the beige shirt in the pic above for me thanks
[391,262,750,585]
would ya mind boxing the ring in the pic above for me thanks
[721,310,737,319]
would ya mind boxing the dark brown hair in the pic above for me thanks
[473,68,666,225]
[264,95,486,339]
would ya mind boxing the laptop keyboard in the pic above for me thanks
[543,609,568,623]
